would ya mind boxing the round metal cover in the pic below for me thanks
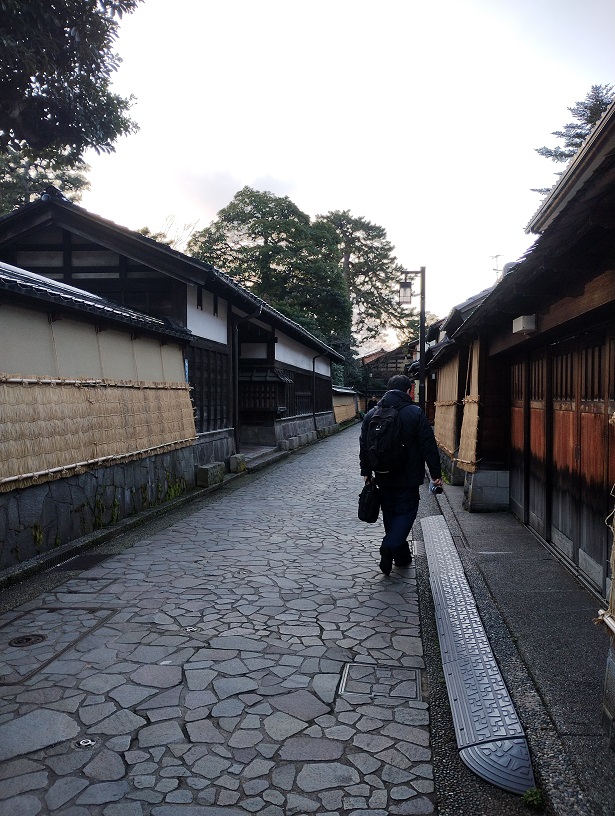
[8,634,46,648]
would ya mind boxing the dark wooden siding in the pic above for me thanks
[510,360,525,520]
[185,344,231,434]
[529,352,547,538]
[510,328,614,596]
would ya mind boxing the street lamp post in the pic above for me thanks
[399,267,426,412]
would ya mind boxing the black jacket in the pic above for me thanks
[359,390,442,486]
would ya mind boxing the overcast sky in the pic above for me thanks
[80,0,615,322]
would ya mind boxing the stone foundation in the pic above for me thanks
[438,450,466,486]
[462,469,510,512]
[0,428,236,571]
[0,447,195,570]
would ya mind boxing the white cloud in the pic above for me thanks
[80,0,615,319]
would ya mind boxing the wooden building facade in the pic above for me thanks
[0,197,343,456]
[429,101,615,603]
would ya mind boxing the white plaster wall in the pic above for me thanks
[186,285,228,344]
[0,302,186,383]
[275,331,331,376]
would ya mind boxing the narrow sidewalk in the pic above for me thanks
[430,483,615,816]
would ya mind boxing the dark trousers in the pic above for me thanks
[378,486,420,553]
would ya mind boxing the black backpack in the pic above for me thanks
[365,397,406,473]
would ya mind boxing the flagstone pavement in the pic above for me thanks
[0,428,438,816]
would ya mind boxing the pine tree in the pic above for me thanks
[533,84,614,194]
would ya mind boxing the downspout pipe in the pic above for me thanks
[232,306,262,452]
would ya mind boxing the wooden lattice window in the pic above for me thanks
[511,361,524,402]
[530,357,544,401]
[553,350,575,402]
[582,343,603,402]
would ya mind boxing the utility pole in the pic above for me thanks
[399,267,426,412]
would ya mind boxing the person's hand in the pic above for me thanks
[431,478,443,487]
[364,475,373,484]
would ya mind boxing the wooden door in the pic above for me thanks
[577,335,609,590]
[510,359,525,521]
[551,339,578,561]
[528,352,547,538]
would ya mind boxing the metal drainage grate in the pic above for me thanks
[8,634,46,648]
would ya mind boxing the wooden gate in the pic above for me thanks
[551,339,577,561]
[577,334,609,590]
[509,331,613,596]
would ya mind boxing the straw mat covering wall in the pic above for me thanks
[0,375,196,492]
[457,340,480,473]
[434,356,459,458]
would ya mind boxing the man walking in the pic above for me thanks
[360,374,443,575]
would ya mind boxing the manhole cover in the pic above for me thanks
[0,607,113,685]
[8,634,46,648]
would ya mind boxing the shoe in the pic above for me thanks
[379,546,393,576]
[394,541,412,568]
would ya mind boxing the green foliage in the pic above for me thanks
[316,210,415,342]
[187,188,420,384]
[187,187,352,342]
[0,146,90,215]
[533,84,614,193]
[521,786,545,810]
[32,522,43,553]
[0,0,141,162]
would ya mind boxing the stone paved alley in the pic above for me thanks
[0,428,438,816]
[1,425,613,816]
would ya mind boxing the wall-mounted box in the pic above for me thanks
[512,314,536,334]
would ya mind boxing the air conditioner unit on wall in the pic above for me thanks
[512,314,536,334]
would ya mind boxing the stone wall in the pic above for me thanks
[0,429,236,571]
[240,411,337,447]
[438,449,466,486]
[462,468,510,512]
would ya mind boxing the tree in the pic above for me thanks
[0,147,90,215]
[187,187,352,342]
[0,0,141,162]
[316,210,414,342]
[533,84,614,194]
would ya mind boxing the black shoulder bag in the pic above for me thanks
[358,480,380,523]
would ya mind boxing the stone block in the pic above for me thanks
[228,455,247,474]
[497,471,510,487]
[288,437,300,451]
[195,463,225,488]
